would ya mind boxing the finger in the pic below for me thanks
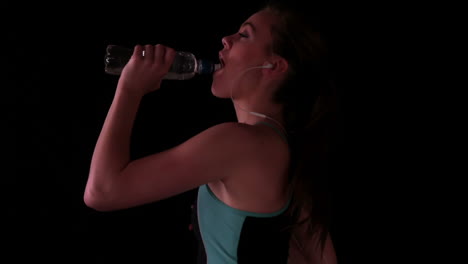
[154,44,166,66]
[133,45,144,59]
[164,47,176,70]
[144,44,154,62]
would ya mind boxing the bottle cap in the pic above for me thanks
[198,60,218,75]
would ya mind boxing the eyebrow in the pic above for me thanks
[241,22,256,33]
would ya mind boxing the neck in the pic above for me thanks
[231,72,286,130]
[233,98,285,131]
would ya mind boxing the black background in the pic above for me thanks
[8,1,356,263]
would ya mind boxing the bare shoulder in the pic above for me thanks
[197,121,290,183]
[208,121,288,159]
[208,122,292,213]
[195,121,275,165]
[198,121,253,137]
[181,121,262,153]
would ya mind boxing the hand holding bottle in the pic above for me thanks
[104,44,220,80]
[117,44,176,97]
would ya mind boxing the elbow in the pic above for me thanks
[84,170,122,211]
[83,186,115,212]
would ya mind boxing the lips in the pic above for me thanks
[219,52,226,68]
[214,52,227,76]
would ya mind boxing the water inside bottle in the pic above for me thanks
[104,45,133,75]
[103,45,214,79]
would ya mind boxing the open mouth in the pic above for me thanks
[218,52,226,69]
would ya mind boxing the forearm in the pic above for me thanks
[84,44,171,210]
[86,89,143,197]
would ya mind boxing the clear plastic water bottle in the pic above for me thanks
[104,45,220,80]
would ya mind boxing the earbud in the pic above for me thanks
[229,61,287,134]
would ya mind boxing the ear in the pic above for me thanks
[264,56,289,77]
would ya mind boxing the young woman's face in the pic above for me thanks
[211,10,277,98]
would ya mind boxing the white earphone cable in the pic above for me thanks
[229,65,288,136]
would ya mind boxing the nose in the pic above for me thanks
[222,36,231,49]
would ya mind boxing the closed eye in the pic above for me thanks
[238,32,249,38]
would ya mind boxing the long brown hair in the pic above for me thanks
[262,0,342,256]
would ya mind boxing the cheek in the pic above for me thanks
[237,44,266,58]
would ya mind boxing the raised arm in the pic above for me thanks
[84,119,259,211]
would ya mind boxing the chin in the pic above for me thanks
[211,81,230,99]
[210,85,220,98]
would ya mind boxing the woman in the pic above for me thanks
[84,1,340,263]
